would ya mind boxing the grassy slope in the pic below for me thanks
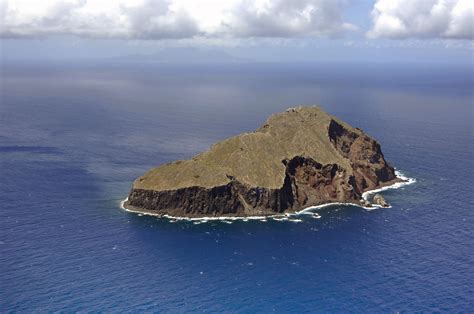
[133,106,361,190]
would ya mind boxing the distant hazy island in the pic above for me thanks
[124,106,404,218]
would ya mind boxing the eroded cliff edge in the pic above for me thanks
[124,106,401,217]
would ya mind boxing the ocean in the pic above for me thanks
[1,61,473,311]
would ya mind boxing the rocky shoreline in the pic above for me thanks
[121,171,416,221]
[124,106,406,218]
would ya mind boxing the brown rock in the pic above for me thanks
[373,194,390,207]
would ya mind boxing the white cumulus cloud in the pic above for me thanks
[368,0,474,40]
[0,0,355,39]
[220,0,357,38]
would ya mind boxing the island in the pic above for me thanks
[124,106,402,218]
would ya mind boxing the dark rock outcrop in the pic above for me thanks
[124,106,401,217]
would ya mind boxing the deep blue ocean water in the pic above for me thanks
[1,61,473,311]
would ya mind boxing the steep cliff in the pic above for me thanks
[124,106,400,217]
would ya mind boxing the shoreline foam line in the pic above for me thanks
[119,170,416,223]
[361,170,416,201]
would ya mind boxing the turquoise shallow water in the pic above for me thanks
[1,62,473,311]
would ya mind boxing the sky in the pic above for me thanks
[0,0,473,63]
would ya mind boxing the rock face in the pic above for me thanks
[373,194,390,207]
[124,106,400,217]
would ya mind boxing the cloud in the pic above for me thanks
[123,0,199,39]
[0,0,200,39]
[221,0,356,38]
[0,0,355,39]
[368,0,473,40]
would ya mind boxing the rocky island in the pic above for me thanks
[124,106,402,218]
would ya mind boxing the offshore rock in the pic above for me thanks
[124,106,401,217]
[373,194,390,207]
